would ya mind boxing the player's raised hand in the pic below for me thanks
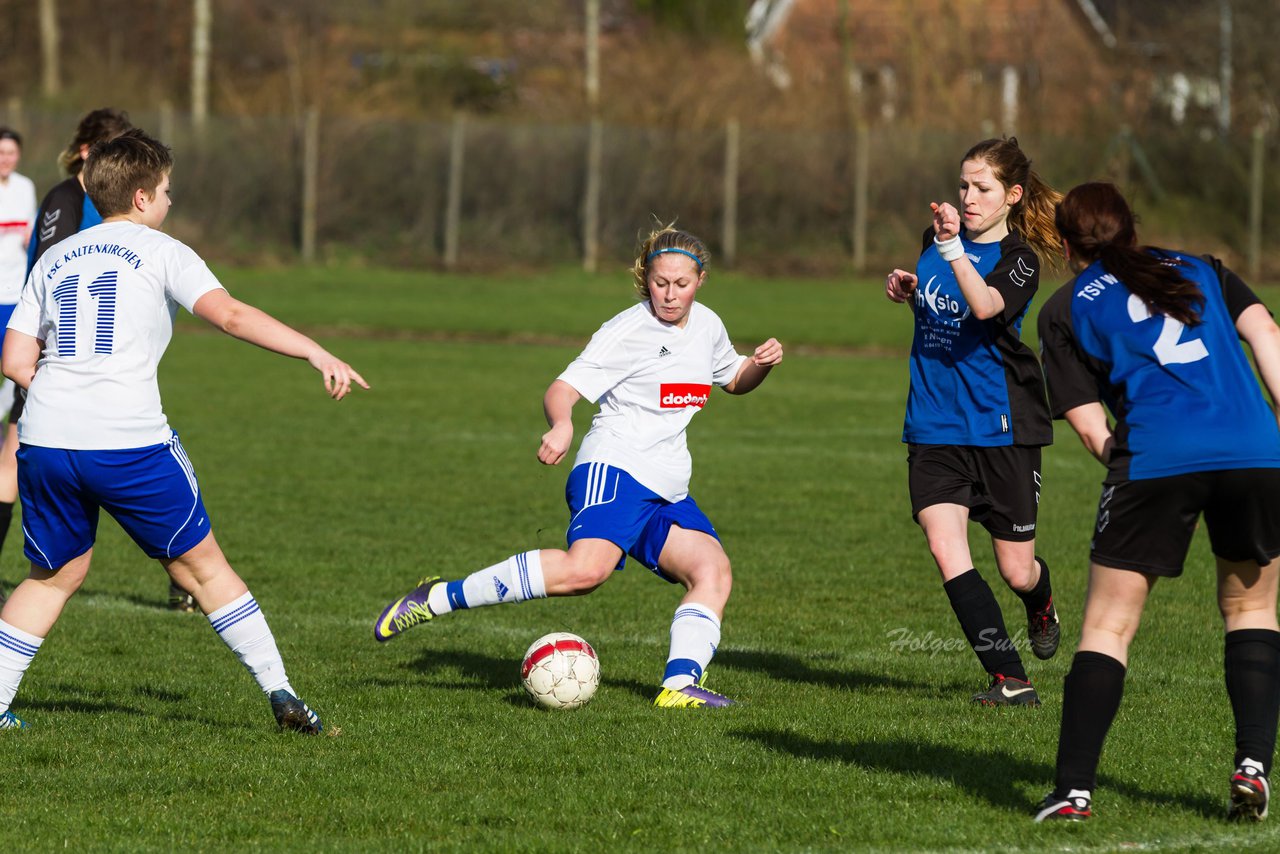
[886,269,917,303]
[931,202,961,241]
[751,337,783,367]
[307,350,370,400]
[538,422,574,466]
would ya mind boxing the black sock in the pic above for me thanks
[0,500,12,557]
[1015,555,1052,614]
[1225,628,1280,771]
[1055,650,1126,794]
[944,569,1027,682]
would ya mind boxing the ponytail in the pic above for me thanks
[1056,182,1203,326]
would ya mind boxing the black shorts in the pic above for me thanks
[907,443,1041,542]
[1091,468,1280,577]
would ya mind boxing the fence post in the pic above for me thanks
[583,117,602,273]
[721,118,739,269]
[5,97,23,133]
[158,100,175,148]
[444,112,466,270]
[1248,122,1266,281]
[300,107,319,263]
[852,123,869,272]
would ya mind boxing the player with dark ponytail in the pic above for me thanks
[1035,182,1280,823]
[885,137,1063,707]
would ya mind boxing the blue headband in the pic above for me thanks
[646,247,703,270]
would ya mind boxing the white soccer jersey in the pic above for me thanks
[0,172,36,303]
[558,301,747,502]
[9,221,224,450]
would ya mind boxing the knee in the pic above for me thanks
[559,557,614,595]
[683,554,733,598]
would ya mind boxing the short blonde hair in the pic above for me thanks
[630,224,709,301]
[83,129,174,217]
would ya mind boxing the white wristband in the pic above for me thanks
[934,233,965,262]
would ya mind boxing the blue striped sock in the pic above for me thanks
[662,603,721,689]
[207,591,290,695]
[0,618,42,714]
[450,551,547,610]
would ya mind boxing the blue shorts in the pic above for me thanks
[18,434,212,569]
[564,462,719,581]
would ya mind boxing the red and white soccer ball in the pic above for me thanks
[520,632,600,710]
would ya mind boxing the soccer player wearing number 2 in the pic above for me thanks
[1034,183,1280,823]
[375,224,783,708]
[0,129,368,732]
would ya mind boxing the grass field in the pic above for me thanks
[1,265,1279,852]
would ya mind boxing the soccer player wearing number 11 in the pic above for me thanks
[0,129,369,732]
[1034,183,1280,823]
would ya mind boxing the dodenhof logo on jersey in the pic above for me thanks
[660,383,711,408]
[916,275,971,322]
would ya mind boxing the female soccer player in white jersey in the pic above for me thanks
[1034,183,1280,823]
[374,224,783,708]
[0,126,37,599]
[885,137,1063,706]
[0,129,368,732]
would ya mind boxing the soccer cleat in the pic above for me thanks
[1229,758,1270,821]
[0,709,27,729]
[1034,789,1091,822]
[269,689,323,735]
[168,581,198,613]
[1027,595,1060,660]
[653,683,735,708]
[972,673,1041,707]
[373,577,444,642]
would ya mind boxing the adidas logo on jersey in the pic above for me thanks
[658,346,671,357]
[660,383,710,408]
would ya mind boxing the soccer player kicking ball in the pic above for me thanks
[375,224,782,708]
[0,129,368,732]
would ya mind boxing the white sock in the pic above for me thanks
[0,618,43,714]
[207,592,291,695]
[429,550,547,613]
[661,603,721,690]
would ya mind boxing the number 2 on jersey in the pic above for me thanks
[53,271,118,356]
[1127,293,1208,365]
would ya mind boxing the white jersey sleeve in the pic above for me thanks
[558,308,644,403]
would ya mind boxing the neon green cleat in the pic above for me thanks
[653,683,735,708]
[374,577,444,642]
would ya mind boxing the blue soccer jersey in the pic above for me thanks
[903,230,1052,447]
[1038,252,1280,480]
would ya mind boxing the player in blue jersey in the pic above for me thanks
[0,129,368,732]
[885,137,1063,706]
[0,109,134,605]
[1033,183,1280,823]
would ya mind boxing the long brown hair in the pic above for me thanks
[58,108,133,177]
[1055,182,1203,326]
[962,137,1062,267]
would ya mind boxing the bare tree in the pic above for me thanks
[39,0,59,97]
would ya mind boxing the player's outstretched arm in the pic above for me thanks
[1,330,42,390]
[724,338,783,395]
[538,379,581,466]
[192,289,369,400]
